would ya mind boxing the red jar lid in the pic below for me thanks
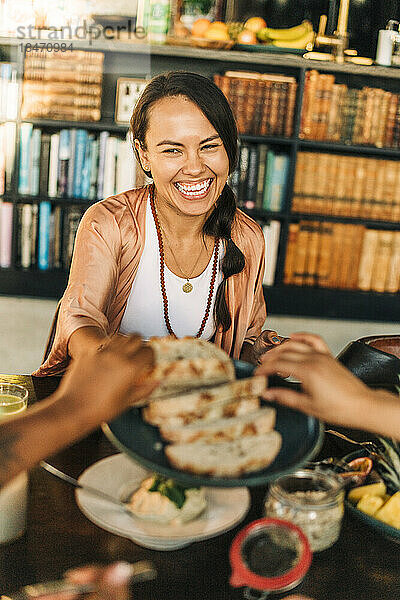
[230,518,312,592]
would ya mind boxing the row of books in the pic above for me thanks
[21,50,104,122]
[0,121,16,195]
[284,221,400,293]
[229,143,289,212]
[293,152,400,221]
[0,200,86,270]
[214,71,297,137]
[0,62,18,120]
[18,125,150,201]
[300,70,400,148]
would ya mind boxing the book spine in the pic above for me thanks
[57,129,70,198]
[73,129,88,198]
[370,231,394,292]
[357,229,379,291]
[381,160,396,221]
[38,201,51,270]
[263,220,281,286]
[48,133,60,198]
[292,220,310,286]
[88,136,100,200]
[303,220,320,286]
[67,129,77,198]
[237,143,250,208]
[316,222,334,287]
[255,144,268,209]
[52,205,62,269]
[96,131,109,200]
[284,81,297,138]
[18,123,33,195]
[283,223,300,285]
[20,203,32,269]
[4,122,16,193]
[30,204,39,267]
[384,231,400,293]
[80,134,93,199]
[262,149,275,211]
[384,93,398,147]
[39,133,51,197]
[103,136,118,199]
[244,144,259,209]
[269,154,289,212]
[0,201,13,268]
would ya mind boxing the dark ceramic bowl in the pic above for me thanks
[337,341,400,387]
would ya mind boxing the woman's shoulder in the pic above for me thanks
[232,208,264,242]
[82,186,149,227]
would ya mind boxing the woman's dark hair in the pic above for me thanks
[130,71,245,332]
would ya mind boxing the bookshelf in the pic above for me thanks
[0,38,399,322]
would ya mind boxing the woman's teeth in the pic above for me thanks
[174,179,213,197]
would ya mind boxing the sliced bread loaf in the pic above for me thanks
[142,376,265,422]
[165,431,282,477]
[160,406,276,443]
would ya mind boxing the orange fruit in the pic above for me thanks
[244,17,267,33]
[191,18,211,37]
[205,21,229,41]
[236,29,257,44]
[209,21,228,31]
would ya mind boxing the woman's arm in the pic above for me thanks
[68,326,110,360]
[0,336,156,488]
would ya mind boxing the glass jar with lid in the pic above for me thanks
[264,469,344,552]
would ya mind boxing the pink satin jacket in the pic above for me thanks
[34,186,267,376]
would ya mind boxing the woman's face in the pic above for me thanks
[136,95,230,217]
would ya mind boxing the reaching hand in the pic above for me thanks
[57,334,158,422]
[255,336,378,430]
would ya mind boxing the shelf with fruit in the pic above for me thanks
[169,16,316,53]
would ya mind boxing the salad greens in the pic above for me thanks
[148,474,199,509]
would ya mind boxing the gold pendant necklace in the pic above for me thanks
[158,223,209,294]
[182,280,193,293]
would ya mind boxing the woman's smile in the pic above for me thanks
[174,177,214,200]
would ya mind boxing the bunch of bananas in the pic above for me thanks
[257,20,315,49]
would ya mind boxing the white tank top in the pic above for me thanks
[119,196,224,341]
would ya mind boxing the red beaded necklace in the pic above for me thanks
[149,185,219,339]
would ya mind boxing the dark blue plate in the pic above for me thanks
[103,360,323,487]
[344,450,400,543]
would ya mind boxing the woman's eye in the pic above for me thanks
[162,148,180,154]
[201,144,220,151]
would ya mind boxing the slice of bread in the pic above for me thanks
[150,397,260,429]
[147,357,236,401]
[142,376,266,422]
[165,431,282,477]
[160,406,276,443]
[148,336,231,363]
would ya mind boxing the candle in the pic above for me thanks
[337,0,350,36]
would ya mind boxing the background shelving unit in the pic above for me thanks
[0,38,399,321]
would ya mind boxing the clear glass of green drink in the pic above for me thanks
[0,383,29,544]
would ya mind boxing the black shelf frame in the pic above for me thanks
[1,42,399,321]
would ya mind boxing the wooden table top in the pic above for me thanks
[0,374,399,600]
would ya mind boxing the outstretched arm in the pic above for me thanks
[0,335,156,488]
[255,334,400,440]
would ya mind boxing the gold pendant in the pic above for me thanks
[182,281,193,293]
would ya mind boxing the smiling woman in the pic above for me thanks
[34,72,282,377]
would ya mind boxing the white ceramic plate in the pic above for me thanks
[76,454,250,550]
